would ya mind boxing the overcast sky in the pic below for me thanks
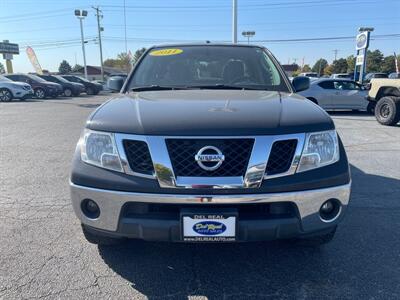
[1,0,399,73]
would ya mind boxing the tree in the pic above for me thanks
[346,55,355,73]
[132,48,146,65]
[58,60,72,74]
[331,58,348,74]
[312,59,328,76]
[0,62,5,74]
[381,55,396,74]
[72,64,83,72]
[104,52,132,71]
[301,64,311,72]
[366,49,384,73]
[323,64,334,76]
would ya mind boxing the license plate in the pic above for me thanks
[182,214,236,242]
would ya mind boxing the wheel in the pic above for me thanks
[294,226,337,246]
[0,88,13,102]
[34,88,46,99]
[64,88,72,97]
[374,96,400,126]
[86,87,94,95]
[81,224,123,246]
[366,102,375,114]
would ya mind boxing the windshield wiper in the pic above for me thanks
[185,84,267,90]
[131,85,188,92]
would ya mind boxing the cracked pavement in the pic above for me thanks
[1,95,399,299]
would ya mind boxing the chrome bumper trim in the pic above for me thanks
[70,181,351,232]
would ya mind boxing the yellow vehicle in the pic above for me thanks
[367,78,400,126]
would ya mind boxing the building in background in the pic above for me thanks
[69,65,126,81]
[281,64,299,77]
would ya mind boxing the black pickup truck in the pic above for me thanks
[70,44,351,246]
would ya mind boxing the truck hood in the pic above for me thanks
[88,90,334,135]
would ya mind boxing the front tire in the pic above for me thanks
[86,87,94,95]
[374,96,400,126]
[81,224,123,246]
[34,88,46,99]
[64,88,72,97]
[0,88,13,102]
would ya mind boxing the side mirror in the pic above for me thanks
[107,76,125,92]
[292,76,310,92]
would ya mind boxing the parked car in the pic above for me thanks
[299,78,371,112]
[4,73,62,99]
[70,44,351,246]
[61,75,102,95]
[0,75,33,102]
[299,72,319,78]
[364,73,388,83]
[388,72,400,79]
[331,73,351,79]
[38,74,84,97]
[367,78,400,126]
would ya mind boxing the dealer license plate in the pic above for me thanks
[182,214,236,242]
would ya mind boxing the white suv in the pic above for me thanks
[0,75,33,102]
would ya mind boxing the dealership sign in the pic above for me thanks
[356,54,364,66]
[356,32,369,50]
[0,42,19,54]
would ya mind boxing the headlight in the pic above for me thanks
[13,84,26,90]
[80,129,123,172]
[297,130,339,172]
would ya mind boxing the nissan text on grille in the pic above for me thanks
[70,44,351,245]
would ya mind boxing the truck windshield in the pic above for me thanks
[129,46,289,92]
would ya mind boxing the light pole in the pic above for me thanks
[242,31,255,44]
[75,9,88,79]
[232,0,237,43]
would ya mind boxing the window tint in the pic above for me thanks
[130,46,289,92]
[318,81,334,89]
[334,81,359,90]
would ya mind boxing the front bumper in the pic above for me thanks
[70,182,351,242]
[14,89,34,99]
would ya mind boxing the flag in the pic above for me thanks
[26,46,43,75]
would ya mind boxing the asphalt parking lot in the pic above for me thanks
[1,94,399,299]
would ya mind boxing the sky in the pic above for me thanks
[0,0,399,73]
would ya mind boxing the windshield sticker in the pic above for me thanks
[149,48,183,56]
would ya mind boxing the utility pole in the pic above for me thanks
[93,6,104,81]
[333,49,339,61]
[232,0,237,43]
[123,0,128,53]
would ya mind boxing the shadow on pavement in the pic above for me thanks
[97,165,400,299]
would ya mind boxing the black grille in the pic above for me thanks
[122,202,297,221]
[266,139,297,175]
[123,140,154,175]
[166,139,254,177]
